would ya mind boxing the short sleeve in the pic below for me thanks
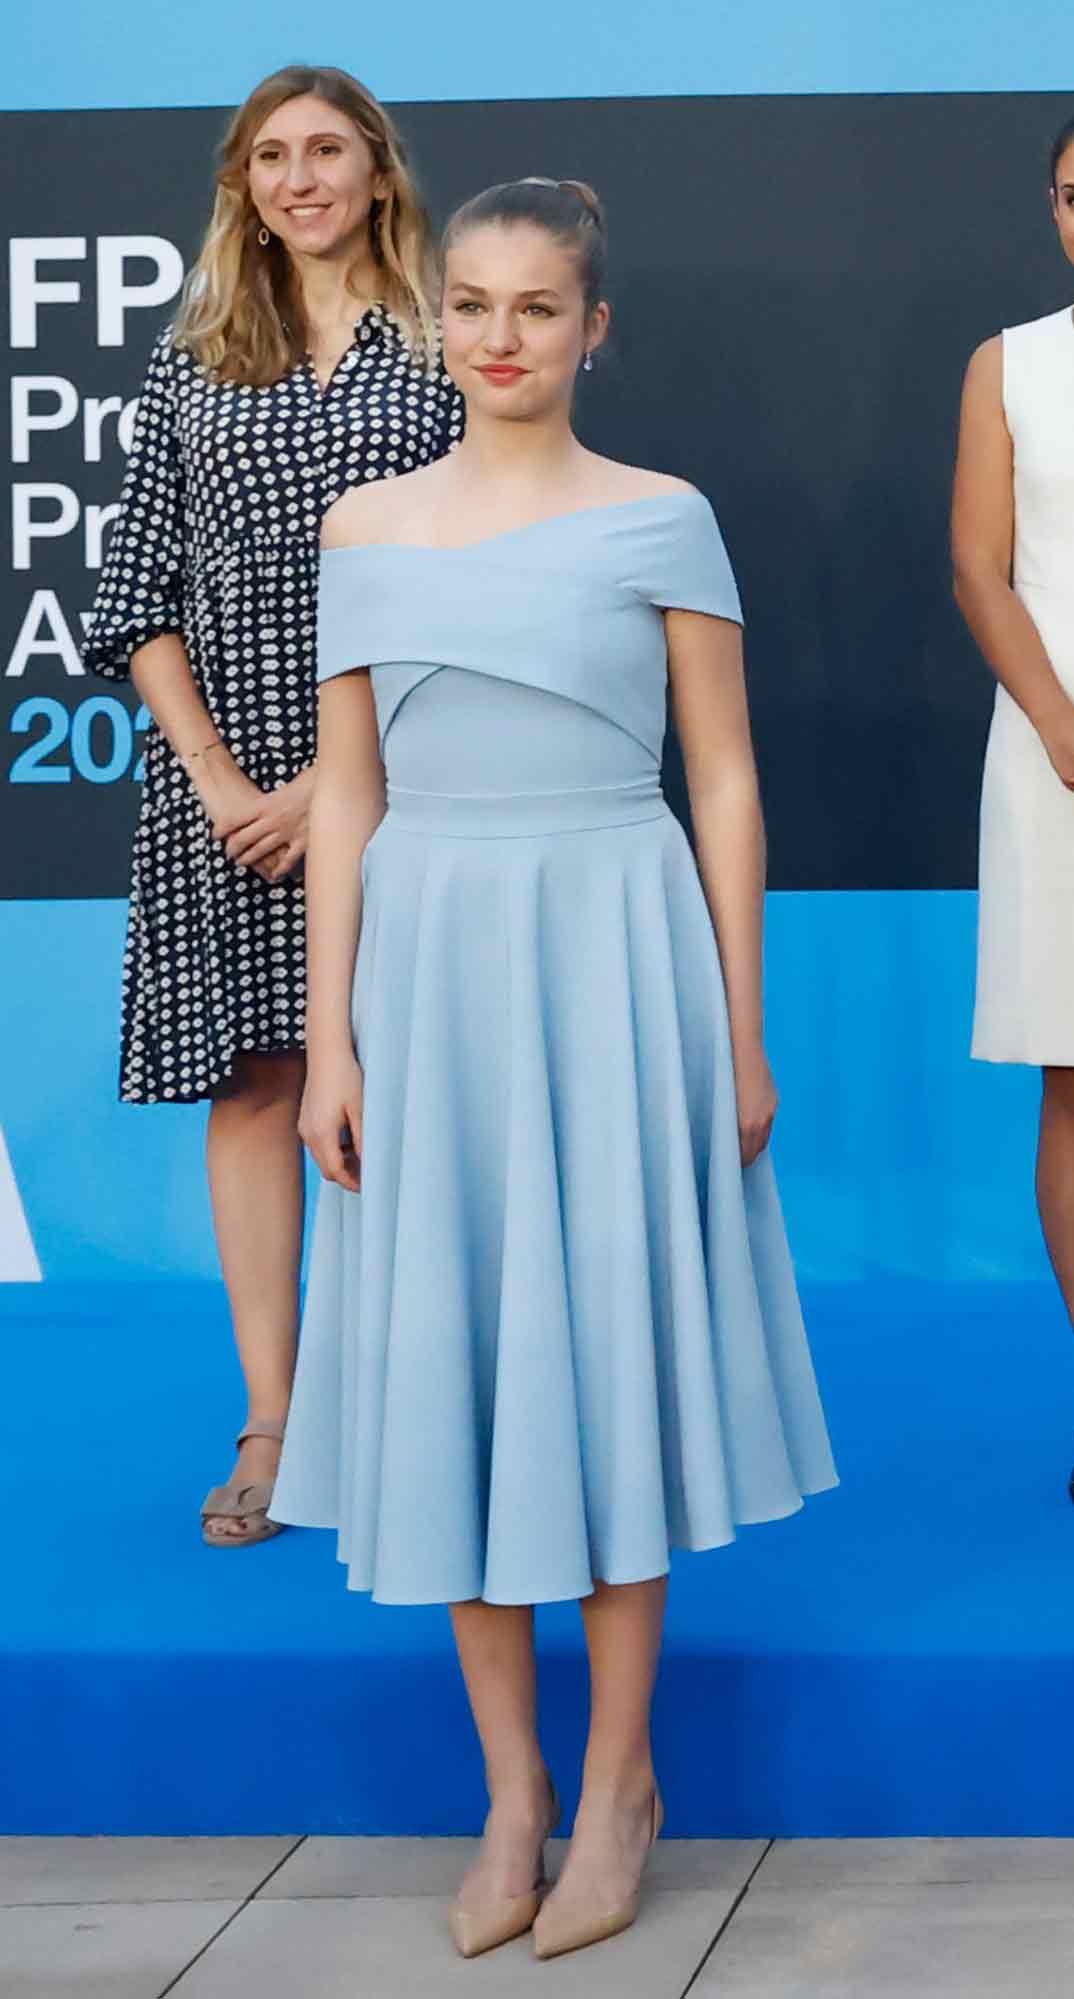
[317,549,370,684]
[81,330,186,680]
[641,490,743,626]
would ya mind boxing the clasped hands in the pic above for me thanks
[202,758,316,883]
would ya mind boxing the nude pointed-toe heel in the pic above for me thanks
[448,1786,561,1959]
[448,1885,545,1959]
[532,1788,664,1962]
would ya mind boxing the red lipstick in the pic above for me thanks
[478,365,526,385]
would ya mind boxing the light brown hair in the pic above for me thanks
[442,177,608,314]
[175,65,438,384]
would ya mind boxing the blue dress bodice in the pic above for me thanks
[316,492,743,797]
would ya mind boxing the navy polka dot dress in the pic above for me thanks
[83,307,464,1103]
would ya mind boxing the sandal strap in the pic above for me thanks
[201,1479,275,1521]
[235,1419,286,1448]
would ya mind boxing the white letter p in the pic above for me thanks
[97,236,184,347]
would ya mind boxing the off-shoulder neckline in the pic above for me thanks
[321,490,704,559]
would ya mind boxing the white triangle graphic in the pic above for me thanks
[0,1125,42,1281]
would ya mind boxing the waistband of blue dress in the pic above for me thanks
[383,774,669,837]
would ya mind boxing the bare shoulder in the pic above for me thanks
[586,458,698,504]
[321,482,389,550]
[321,463,450,550]
[956,335,1011,457]
[962,334,1003,401]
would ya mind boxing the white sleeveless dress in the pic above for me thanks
[973,305,1074,1065]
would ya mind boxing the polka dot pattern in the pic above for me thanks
[83,308,464,1104]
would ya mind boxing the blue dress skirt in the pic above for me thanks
[270,491,837,1603]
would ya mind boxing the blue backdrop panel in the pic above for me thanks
[766,892,1047,1280]
[0,891,1047,1283]
[2,1274,1071,1834]
[0,901,214,1279]
[5,0,1074,110]
[1,11,1069,1845]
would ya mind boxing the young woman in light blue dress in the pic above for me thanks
[271,177,836,1960]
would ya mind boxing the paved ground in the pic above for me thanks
[3,1836,1074,1996]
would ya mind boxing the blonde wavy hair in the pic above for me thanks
[174,66,438,384]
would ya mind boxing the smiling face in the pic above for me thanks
[442,220,609,422]
[247,93,388,261]
[1052,139,1074,270]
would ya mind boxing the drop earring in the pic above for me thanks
[582,351,594,373]
[257,226,270,247]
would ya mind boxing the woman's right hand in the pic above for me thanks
[191,752,284,882]
[299,1053,365,1192]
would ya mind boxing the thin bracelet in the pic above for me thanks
[179,738,223,769]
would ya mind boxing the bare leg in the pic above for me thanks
[449,1600,556,1908]
[203,1049,305,1540]
[543,1575,667,1916]
[1037,1068,1074,1324]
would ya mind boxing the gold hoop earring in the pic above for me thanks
[257,226,270,248]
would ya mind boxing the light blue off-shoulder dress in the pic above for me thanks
[270,491,837,1604]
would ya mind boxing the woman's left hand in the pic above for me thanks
[733,1041,779,1167]
[224,765,316,881]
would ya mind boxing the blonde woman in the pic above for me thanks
[84,65,462,1545]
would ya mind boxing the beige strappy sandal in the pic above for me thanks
[201,1419,287,1548]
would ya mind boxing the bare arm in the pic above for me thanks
[131,631,243,814]
[668,609,775,1165]
[952,336,1074,783]
[299,669,386,1190]
[132,633,314,877]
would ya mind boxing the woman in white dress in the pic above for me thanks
[953,113,1074,1492]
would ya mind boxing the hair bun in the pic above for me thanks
[557,179,605,229]
[444,178,609,310]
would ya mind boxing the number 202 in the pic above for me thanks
[9,696,150,784]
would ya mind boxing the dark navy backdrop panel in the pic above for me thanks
[404,90,1069,891]
[3,93,1072,899]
